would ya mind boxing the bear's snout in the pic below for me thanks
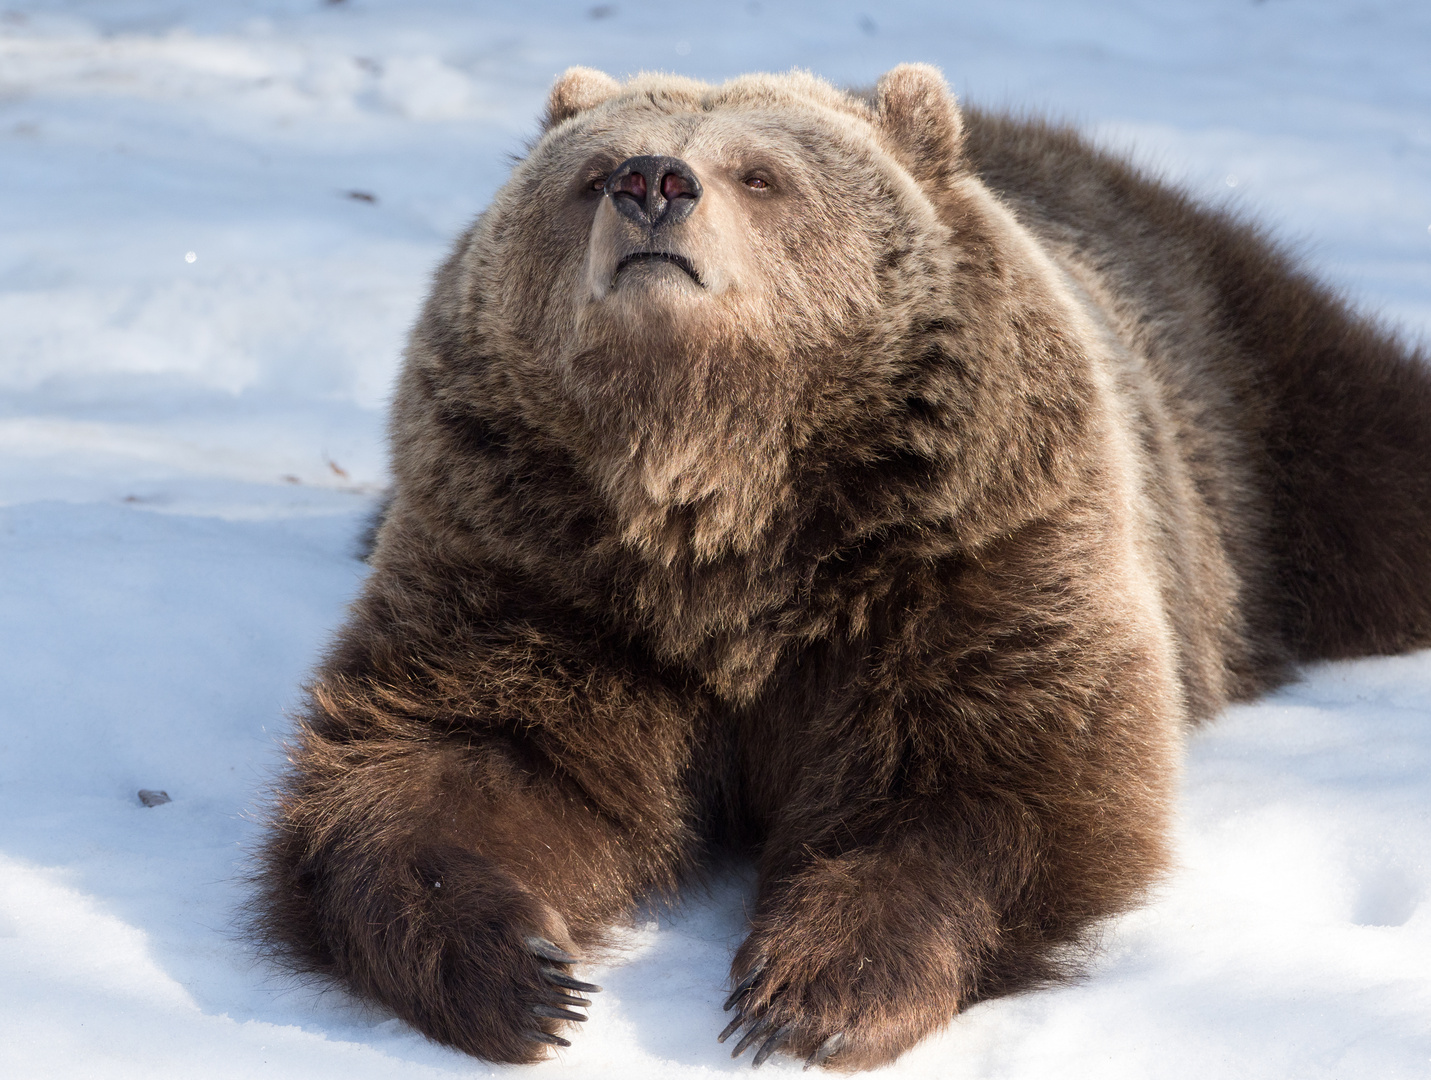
[604,155,702,230]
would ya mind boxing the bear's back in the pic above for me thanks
[964,109,1431,676]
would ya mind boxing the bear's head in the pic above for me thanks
[397,65,1097,646]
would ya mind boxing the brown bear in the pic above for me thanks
[252,64,1431,1071]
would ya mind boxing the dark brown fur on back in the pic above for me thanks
[963,108,1431,669]
[252,67,1431,1071]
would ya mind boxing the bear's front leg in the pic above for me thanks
[255,587,710,1062]
[722,533,1183,1069]
[259,731,645,1060]
[725,768,1173,1069]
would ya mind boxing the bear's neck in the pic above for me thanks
[399,392,1085,705]
[394,199,1106,701]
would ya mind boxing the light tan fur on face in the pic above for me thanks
[469,88,945,564]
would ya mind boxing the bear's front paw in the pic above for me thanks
[719,850,982,1070]
[719,955,847,1069]
[354,847,604,1062]
[521,935,604,1049]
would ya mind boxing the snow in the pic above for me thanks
[2,1,1430,1077]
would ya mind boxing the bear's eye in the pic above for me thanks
[590,176,608,191]
[744,176,770,190]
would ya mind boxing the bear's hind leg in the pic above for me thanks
[1257,295,1431,660]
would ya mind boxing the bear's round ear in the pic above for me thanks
[874,64,964,187]
[544,67,622,131]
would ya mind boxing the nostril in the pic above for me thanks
[612,171,647,201]
[605,155,701,227]
[661,172,696,201]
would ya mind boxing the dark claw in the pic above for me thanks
[732,1014,775,1059]
[547,991,593,1008]
[524,1029,572,1048]
[525,935,579,965]
[717,1011,747,1043]
[723,957,767,1011]
[752,1022,795,1067]
[804,1032,846,1071]
[542,967,603,994]
[532,1004,588,1023]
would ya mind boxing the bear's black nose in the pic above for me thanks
[604,155,702,229]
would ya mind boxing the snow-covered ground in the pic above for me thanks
[2,1,1430,1076]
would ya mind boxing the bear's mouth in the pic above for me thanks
[613,251,704,288]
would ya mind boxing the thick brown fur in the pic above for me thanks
[252,65,1431,1070]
